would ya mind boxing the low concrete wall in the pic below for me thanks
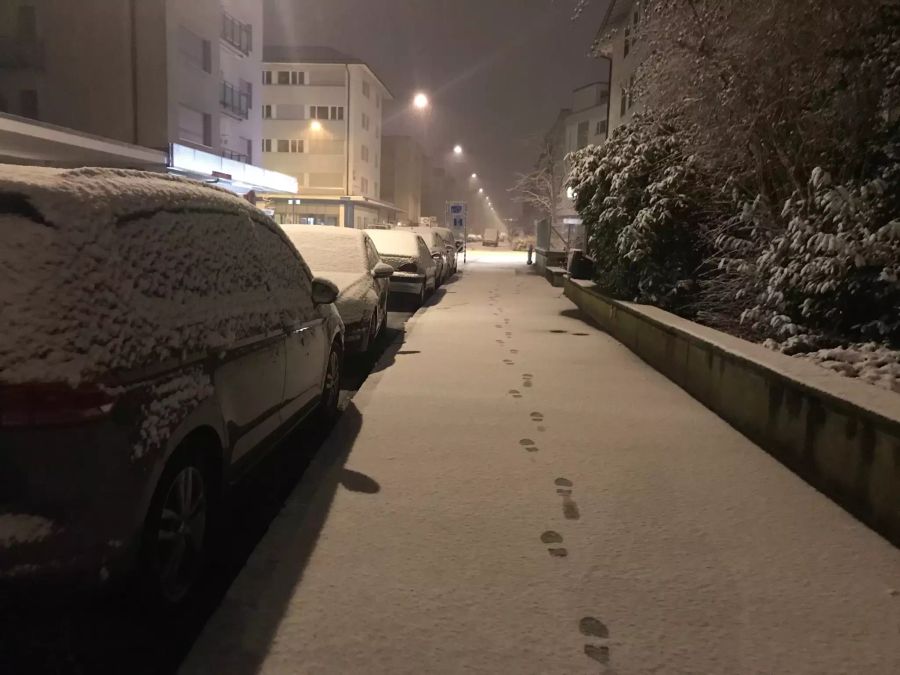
[565,279,900,546]
[534,248,567,277]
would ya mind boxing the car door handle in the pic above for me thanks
[288,318,324,335]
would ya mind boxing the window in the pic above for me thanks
[19,89,38,119]
[596,120,608,135]
[361,112,369,130]
[290,71,305,85]
[277,71,291,85]
[178,104,207,145]
[577,121,589,149]
[17,5,37,39]
[311,105,342,120]
[178,27,212,73]
[242,136,252,163]
[620,86,627,117]
[361,144,369,162]
[365,239,380,268]
[628,74,636,110]
[221,12,252,56]
[262,104,273,119]
[262,138,272,153]
[360,177,369,194]
[262,70,272,85]
[290,139,304,153]
[362,80,371,98]
[277,139,290,153]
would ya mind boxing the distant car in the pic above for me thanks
[483,228,500,247]
[0,166,344,607]
[408,227,456,281]
[365,229,437,307]
[280,225,394,354]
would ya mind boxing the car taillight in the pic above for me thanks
[0,384,117,428]
[398,262,418,273]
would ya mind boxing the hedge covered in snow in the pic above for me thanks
[569,0,900,391]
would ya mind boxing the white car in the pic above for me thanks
[408,226,458,276]
[281,225,394,353]
[365,229,437,308]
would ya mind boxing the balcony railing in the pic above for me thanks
[222,148,250,164]
[221,13,252,56]
[220,81,251,119]
[0,36,44,69]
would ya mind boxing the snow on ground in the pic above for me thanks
[767,336,900,393]
[0,514,55,548]
[183,256,900,675]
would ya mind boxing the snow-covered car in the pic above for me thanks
[280,224,394,353]
[0,166,344,606]
[407,227,456,281]
[365,229,437,307]
[410,226,459,275]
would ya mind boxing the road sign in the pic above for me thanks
[448,201,467,232]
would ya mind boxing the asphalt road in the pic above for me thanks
[0,303,421,675]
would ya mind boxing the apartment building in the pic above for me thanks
[260,46,397,228]
[565,81,610,154]
[381,135,425,224]
[0,0,293,193]
[598,0,643,132]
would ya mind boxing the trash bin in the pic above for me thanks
[567,249,593,280]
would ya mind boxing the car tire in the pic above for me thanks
[318,342,342,423]
[140,444,215,611]
[365,311,379,352]
[416,282,426,308]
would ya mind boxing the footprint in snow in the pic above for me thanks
[530,411,544,422]
[555,477,580,520]
[579,617,611,666]
[541,530,567,558]
[508,389,522,399]
[504,359,515,365]
[519,438,539,453]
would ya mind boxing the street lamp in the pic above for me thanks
[453,144,463,156]
[310,120,323,132]
[478,188,484,194]
[413,92,429,110]
[471,173,478,179]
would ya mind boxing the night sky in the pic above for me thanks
[264,0,611,218]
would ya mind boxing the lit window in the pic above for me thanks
[262,70,272,85]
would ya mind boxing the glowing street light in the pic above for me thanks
[453,144,463,155]
[310,120,323,132]
[413,92,429,110]
[471,173,478,179]
[478,188,484,194]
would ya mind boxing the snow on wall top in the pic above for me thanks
[280,224,368,275]
[365,229,422,259]
[0,165,303,386]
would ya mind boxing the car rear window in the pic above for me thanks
[365,229,421,258]
[281,225,367,274]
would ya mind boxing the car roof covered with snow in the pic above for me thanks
[0,165,267,228]
[405,227,447,249]
[364,228,423,259]
[280,224,368,275]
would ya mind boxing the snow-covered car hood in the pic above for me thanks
[315,271,377,326]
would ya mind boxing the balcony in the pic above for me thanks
[222,148,249,164]
[0,36,44,69]
[221,13,252,56]
[220,81,251,120]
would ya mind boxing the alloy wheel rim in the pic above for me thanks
[156,466,207,602]
[325,350,340,406]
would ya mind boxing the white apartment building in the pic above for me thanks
[564,81,610,154]
[261,46,397,228]
[0,0,294,193]
[598,0,644,132]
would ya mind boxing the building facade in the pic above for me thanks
[380,135,425,224]
[598,0,644,132]
[565,81,609,155]
[260,46,397,228]
[0,0,292,192]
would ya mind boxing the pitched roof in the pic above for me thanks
[262,45,362,64]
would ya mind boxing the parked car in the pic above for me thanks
[0,166,344,607]
[281,225,394,353]
[408,227,457,279]
[483,228,500,247]
[365,229,437,307]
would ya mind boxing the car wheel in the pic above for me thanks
[318,342,342,422]
[141,447,213,609]
[417,282,426,308]
[366,311,379,351]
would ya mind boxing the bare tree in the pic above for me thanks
[509,134,570,250]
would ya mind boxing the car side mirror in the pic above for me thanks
[372,262,394,279]
[311,277,339,305]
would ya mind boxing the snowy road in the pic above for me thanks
[183,253,900,674]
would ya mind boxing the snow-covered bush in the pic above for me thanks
[567,114,714,310]
[715,164,900,344]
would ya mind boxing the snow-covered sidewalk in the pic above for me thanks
[182,252,900,675]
